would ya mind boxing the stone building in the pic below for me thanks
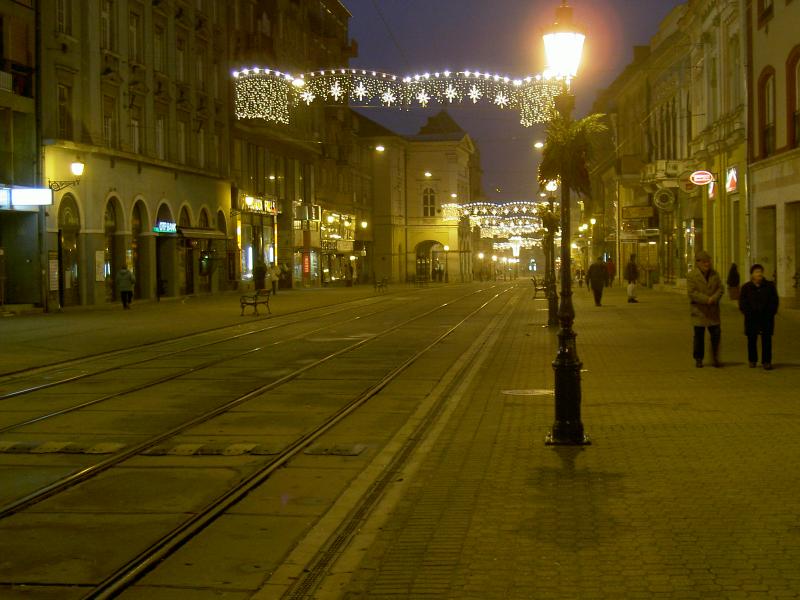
[747,0,800,301]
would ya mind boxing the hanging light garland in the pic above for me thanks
[233,67,563,127]
[442,200,549,238]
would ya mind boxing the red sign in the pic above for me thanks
[726,167,738,193]
[302,252,311,274]
[689,170,715,186]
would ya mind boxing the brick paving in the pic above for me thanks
[338,286,800,599]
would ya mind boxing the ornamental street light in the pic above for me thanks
[543,0,589,446]
[544,179,560,327]
[48,159,85,192]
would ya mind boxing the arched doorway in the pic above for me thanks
[179,206,194,295]
[131,201,147,299]
[57,194,81,307]
[414,240,446,283]
[103,200,119,302]
[197,208,211,293]
[155,203,175,298]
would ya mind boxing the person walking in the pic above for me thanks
[269,263,280,294]
[738,264,779,370]
[115,264,135,310]
[624,254,639,303]
[687,251,724,368]
[606,258,616,287]
[586,256,607,306]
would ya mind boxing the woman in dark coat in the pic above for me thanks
[738,264,779,370]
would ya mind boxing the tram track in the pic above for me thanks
[83,285,518,599]
[0,291,403,398]
[0,285,505,522]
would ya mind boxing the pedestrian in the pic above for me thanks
[269,262,280,294]
[726,263,741,300]
[253,260,267,291]
[624,254,639,303]
[115,264,135,310]
[586,256,607,306]
[687,251,724,368]
[738,264,779,370]
[606,258,615,287]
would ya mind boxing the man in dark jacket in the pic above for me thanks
[738,264,779,370]
[586,257,607,306]
[624,255,639,303]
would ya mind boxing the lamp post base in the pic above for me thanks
[545,429,591,446]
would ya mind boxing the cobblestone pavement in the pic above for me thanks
[332,286,800,600]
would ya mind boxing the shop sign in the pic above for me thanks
[8,187,53,206]
[336,240,354,253]
[153,221,177,233]
[0,188,9,209]
[622,205,654,219]
[689,170,715,186]
[302,252,311,274]
[726,167,738,193]
[708,180,717,200]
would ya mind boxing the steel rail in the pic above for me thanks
[0,286,496,521]
[84,287,514,600]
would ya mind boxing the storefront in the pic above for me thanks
[320,210,357,285]
[233,193,281,288]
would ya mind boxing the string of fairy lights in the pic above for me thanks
[233,67,563,127]
[442,200,553,239]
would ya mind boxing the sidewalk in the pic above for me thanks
[330,285,800,599]
[0,285,396,377]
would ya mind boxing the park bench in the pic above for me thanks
[532,276,548,299]
[374,277,389,293]
[240,289,271,316]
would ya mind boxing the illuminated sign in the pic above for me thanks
[708,181,717,200]
[10,188,54,206]
[302,252,311,274]
[726,167,738,193]
[153,221,177,233]
[689,170,715,186]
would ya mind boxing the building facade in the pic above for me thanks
[747,0,800,301]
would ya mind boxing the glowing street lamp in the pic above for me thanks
[48,159,86,192]
[543,0,589,446]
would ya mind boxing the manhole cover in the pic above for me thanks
[501,389,554,396]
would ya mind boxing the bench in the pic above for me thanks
[240,289,271,316]
[374,277,389,293]
[532,276,548,299]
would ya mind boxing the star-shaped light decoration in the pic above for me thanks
[381,89,397,106]
[468,86,483,104]
[300,90,316,105]
[330,81,344,101]
[444,84,459,103]
[353,81,369,101]
[494,92,509,108]
[416,90,431,107]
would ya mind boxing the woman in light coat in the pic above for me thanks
[687,251,723,367]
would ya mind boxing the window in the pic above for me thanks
[176,38,186,82]
[727,36,741,110]
[197,127,205,167]
[422,188,436,217]
[130,106,142,154]
[788,46,800,149]
[56,0,72,35]
[759,68,776,157]
[196,51,205,89]
[153,26,166,72]
[758,0,774,25]
[100,0,115,51]
[177,121,186,164]
[155,115,166,160]
[128,11,142,63]
[103,94,117,148]
[213,133,220,168]
[57,83,73,139]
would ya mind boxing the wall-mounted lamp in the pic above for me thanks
[48,160,86,192]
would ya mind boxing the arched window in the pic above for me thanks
[199,208,209,228]
[787,45,800,149]
[179,206,191,227]
[422,188,436,217]
[758,67,776,157]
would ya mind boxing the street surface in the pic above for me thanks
[0,283,798,599]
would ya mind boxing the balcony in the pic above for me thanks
[0,60,34,98]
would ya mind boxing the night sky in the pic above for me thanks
[344,0,685,200]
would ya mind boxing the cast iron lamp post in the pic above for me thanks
[544,180,560,327]
[543,0,590,445]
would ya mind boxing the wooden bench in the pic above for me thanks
[531,276,548,299]
[374,277,389,293]
[240,289,271,316]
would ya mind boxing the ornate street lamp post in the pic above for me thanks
[543,0,590,445]
[545,180,560,327]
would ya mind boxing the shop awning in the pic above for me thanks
[179,227,227,240]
